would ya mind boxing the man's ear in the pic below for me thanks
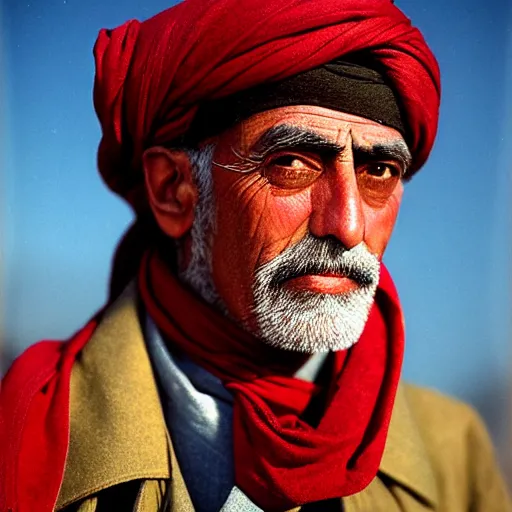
[142,147,197,239]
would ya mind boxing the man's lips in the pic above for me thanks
[283,274,359,294]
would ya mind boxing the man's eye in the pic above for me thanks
[263,154,322,189]
[271,155,308,168]
[360,162,400,179]
[356,161,401,208]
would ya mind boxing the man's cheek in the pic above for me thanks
[363,192,402,257]
[215,175,269,238]
[253,192,313,263]
[271,192,312,232]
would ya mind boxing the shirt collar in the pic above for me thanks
[57,282,438,510]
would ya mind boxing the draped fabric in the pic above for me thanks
[93,0,440,212]
[139,249,405,510]
[0,320,100,512]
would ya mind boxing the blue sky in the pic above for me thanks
[2,0,511,447]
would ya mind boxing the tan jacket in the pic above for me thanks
[55,285,511,512]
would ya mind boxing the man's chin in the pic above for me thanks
[257,319,365,353]
[252,288,376,353]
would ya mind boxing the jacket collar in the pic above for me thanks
[57,284,171,509]
[57,283,438,509]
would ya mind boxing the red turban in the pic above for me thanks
[94,0,440,212]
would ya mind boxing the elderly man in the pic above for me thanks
[1,0,510,511]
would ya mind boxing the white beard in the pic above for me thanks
[179,146,380,353]
[251,237,380,353]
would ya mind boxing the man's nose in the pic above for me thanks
[308,157,364,249]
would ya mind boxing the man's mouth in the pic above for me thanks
[282,273,359,295]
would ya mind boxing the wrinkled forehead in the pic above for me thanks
[231,105,407,153]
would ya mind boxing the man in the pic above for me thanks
[1,0,510,511]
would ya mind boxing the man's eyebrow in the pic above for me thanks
[353,140,412,176]
[249,124,343,160]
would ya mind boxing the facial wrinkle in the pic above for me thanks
[212,146,260,173]
[335,125,350,147]
[246,191,271,246]
[336,128,353,164]
[222,172,261,201]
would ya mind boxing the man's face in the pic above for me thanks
[187,106,408,351]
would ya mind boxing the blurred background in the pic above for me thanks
[1,0,511,483]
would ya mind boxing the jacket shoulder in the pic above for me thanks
[403,383,511,511]
[403,383,483,437]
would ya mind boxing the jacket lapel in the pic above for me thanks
[57,284,173,509]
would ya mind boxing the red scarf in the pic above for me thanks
[139,250,404,510]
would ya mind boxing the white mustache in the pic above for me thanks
[256,235,380,291]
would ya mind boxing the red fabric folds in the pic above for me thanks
[94,0,440,212]
[139,249,405,510]
[0,319,99,512]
